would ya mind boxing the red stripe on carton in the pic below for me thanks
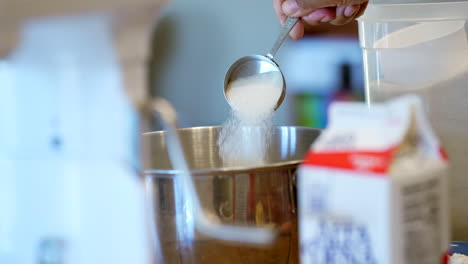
[303,147,397,174]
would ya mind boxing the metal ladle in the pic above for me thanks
[224,17,299,111]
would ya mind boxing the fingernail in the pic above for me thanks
[320,16,332,23]
[344,5,359,17]
[282,0,299,16]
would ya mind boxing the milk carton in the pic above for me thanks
[299,95,450,264]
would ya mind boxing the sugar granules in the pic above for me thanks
[218,71,283,166]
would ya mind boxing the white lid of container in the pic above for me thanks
[359,0,468,22]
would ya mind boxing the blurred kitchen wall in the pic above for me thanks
[149,0,284,127]
[148,0,365,129]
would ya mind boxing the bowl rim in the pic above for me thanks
[143,125,320,176]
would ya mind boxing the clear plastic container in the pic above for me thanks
[359,1,468,240]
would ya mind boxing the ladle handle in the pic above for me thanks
[267,17,299,59]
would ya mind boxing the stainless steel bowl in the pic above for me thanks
[143,126,320,264]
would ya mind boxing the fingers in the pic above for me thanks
[302,7,336,25]
[284,0,368,17]
[289,20,305,40]
[354,0,368,19]
[288,8,335,39]
[283,0,314,17]
[330,4,359,25]
[274,0,304,40]
[274,0,370,40]
[335,0,368,6]
[273,0,287,23]
[329,2,367,26]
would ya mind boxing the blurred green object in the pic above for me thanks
[294,93,329,129]
[294,63,365,129]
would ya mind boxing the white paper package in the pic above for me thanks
[299,95,450,264]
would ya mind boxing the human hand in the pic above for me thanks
[273,0,369,40]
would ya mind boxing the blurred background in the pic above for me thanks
[0,0,364,263]
[150,0,364,129]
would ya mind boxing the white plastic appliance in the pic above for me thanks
[0,0,167,263]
